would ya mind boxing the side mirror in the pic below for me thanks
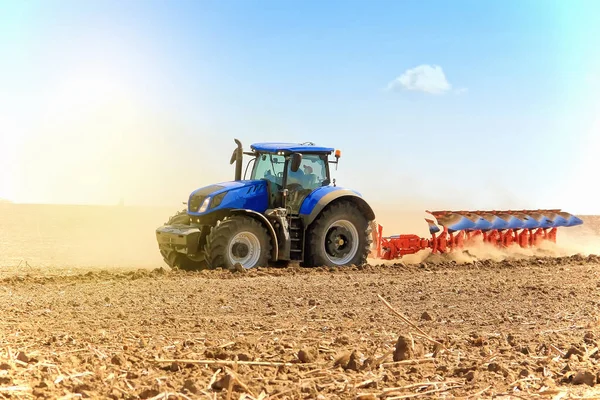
[230,150,237,165]
[290,153,302,172]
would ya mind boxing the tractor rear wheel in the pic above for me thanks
[204,215,272,270]
[304,201,372,267]
[159,210,207,271]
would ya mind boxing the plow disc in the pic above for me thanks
[376,209,583,260]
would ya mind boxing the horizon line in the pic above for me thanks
[1,200,598,216]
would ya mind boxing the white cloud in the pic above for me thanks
[387,64,452,95]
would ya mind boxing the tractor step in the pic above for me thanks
[289,216,304,261]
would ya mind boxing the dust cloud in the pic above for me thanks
[0,203,180,272]
[1,204,597,273]
[11,93,229,207]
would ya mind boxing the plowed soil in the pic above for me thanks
[3,254,600,399]
[2,208,600,399]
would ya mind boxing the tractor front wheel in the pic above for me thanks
[304,201,372,267]
[204,215,272,270]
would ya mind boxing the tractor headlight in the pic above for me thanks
[198,197,211,213]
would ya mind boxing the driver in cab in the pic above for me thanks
[286,163,318,190]
[286,163,305,188]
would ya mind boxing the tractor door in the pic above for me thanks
[285,154,329,214]
[251,153,286,208]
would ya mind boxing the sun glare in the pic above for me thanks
[16,67,139,205]
[12,61,210,207]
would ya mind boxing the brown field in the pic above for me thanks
[1,204,600,399]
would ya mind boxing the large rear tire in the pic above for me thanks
[204,215,272,270]
[303,201,372,267]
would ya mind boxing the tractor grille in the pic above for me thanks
[189,185,224,212]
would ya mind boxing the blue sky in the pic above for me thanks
[1,0,599,214]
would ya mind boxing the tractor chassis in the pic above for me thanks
[156,209,298,266]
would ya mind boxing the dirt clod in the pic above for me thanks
[297,348,318,363]
[1,250,600,398]
[565,346,585,359]
[572,370,596,386]
[346,351,362,371]
[334,351,352,369]
[237,353,252,361]
[393,335,414,361]
[110,354,125,366]
[335,334,351,345]
[16,351,29,363]
[232,263,246,273]
[182,379,200,394]
[356,395,377,400]
[465,370,477,381]
[138,389,160,398]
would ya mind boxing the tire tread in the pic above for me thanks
[304,200,372,268]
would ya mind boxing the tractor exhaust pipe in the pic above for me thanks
[230,138,244,181]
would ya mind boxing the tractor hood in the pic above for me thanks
[187,180,269,216]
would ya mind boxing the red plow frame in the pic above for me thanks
[375,209,583,260]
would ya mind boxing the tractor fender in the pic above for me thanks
[230,209,279,262]
[300,187,376,227]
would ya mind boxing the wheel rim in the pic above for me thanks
[228,232,262,268]
[323,219,359,265]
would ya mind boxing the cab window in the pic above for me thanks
[286,154,328,190]
[251,154,285,186]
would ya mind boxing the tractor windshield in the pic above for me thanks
[251,153,286,185]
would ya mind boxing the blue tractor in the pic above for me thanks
[155,139,376,270]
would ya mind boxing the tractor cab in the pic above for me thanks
[239,142,340,214]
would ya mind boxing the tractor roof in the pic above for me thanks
[250,142,334,154]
